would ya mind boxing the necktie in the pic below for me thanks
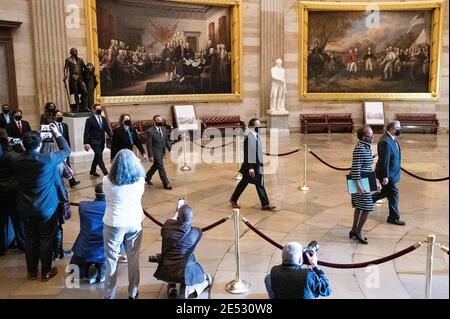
[97,116,102,128]
[58,123,63,134]
[127,128,133,144]
[158,127,163,139]
[18,121,22,134]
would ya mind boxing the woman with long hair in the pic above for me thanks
[103,149,145,299]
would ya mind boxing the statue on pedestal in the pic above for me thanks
[269,58,287,112]
[83,63,98,112]
[63,48,89,113]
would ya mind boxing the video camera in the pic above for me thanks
[40,125,53,142]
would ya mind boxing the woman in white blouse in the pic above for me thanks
[103,149,145,299]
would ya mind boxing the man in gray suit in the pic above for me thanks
[146,115,172,190]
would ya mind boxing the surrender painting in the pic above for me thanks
[96,0,232,97]
[307,10,433,93]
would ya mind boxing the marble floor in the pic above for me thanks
[0,132,448,299]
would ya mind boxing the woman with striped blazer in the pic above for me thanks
[350,125,379,244]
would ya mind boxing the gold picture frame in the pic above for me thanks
[85,0,242,105]
[298,1,445,101]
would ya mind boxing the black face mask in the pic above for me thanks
[49,108,56,114]
[95,109,102,115]
[15,116,22,121]
[56,117,63,122]
[2,110,9,114]
[394,129,401,136]
[254,126,261,133]
[155,122,163,127]
[123,120,132,126]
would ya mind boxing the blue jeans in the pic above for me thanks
[103,224,142,299]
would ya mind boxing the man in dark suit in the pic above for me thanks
[5,124,70,281]
[83,104,112,177]
[0,104,12,129]
[6,109,32,139]
[55,110,80,187]
[70,183,107,284]
[110,114,147,160]
[146,115,172,190]
[230,118,276,211]
[372,120,405,225]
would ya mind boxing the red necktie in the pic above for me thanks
[18,121,23,134]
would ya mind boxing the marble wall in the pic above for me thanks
[0,0,448,131]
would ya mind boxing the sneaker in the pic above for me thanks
[205,272,213,288]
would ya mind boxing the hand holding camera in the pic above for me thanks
[302,240,320,267]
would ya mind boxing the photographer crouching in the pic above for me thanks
[265,241,331,299]
[152,205,212,299]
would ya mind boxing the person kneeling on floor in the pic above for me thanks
[153,205,212,298]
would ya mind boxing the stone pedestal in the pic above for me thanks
[64,112,110,164]
[267,110,290,136]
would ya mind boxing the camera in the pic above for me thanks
[9,137,22,146]
[302,240,320,261]
[40,125,53,142]
[148,253,161,264]
[40,124,50,132]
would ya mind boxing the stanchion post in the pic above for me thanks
[425,234,435,299]
[234,135,242,181]
[298,144,310,192]
[180,131,191,172]
[225,209,250,294]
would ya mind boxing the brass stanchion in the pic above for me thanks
[180,131,191,172]
[425,234,435,299]
[225,209,250,294]
[298,144,310,192]
[234,135,242,181]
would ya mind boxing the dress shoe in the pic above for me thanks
[163,185,173,190]
[229,200,240,209]
[261,205,276,211]
[69,180,80,188]
[102,170,108,176]
[145,179,153,185]
[387,218,405,226]
[27,272,38,280]
[349,230,367,241]
[41,267,58,282]
[90,172,100,177]
[349,232,368,244]
[167,284,177,298]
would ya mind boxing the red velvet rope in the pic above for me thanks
[243,219,422,269]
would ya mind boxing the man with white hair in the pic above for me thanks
[264,242,331,299]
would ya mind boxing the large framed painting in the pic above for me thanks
[85,0,242,104]
[298,1,445,100]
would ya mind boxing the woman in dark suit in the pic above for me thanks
[110,114,146,160]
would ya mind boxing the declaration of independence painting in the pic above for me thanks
[306,9,434,94]
[96,0,233,97]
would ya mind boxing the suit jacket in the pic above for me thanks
[71,199,106,263]
[59,122,71,148]
[154,219,205,286]
[0,113,11,129]
[111,126,145,160]
[6,120,32,138]
[9,136,70,220]
[83,115,112,145]
[240,132,264,175]
[375,132,402,184]
[146,126,171,159]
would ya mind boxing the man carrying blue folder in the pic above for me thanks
[372,120,405,226]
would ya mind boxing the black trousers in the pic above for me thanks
[231,173,269,207]
[372,179,400,220]
[0,196,25,250]
[90,143,107,175]
[23,212,58,275]
[146,155,169,186]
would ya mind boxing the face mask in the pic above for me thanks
[15,116,22,121]
[395,129,401,136]
[254,126,261,133]
[123,120,132,126]
[56,117,63,122]
[2,110,9,114]
[155,122,163,127]
[365,136,373,144]
[96,109,102,115]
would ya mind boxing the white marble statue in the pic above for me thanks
[270,58,287,112]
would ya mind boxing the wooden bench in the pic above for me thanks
[300,113,354,134]
[395,113,439,134]
[201,115,245,134]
